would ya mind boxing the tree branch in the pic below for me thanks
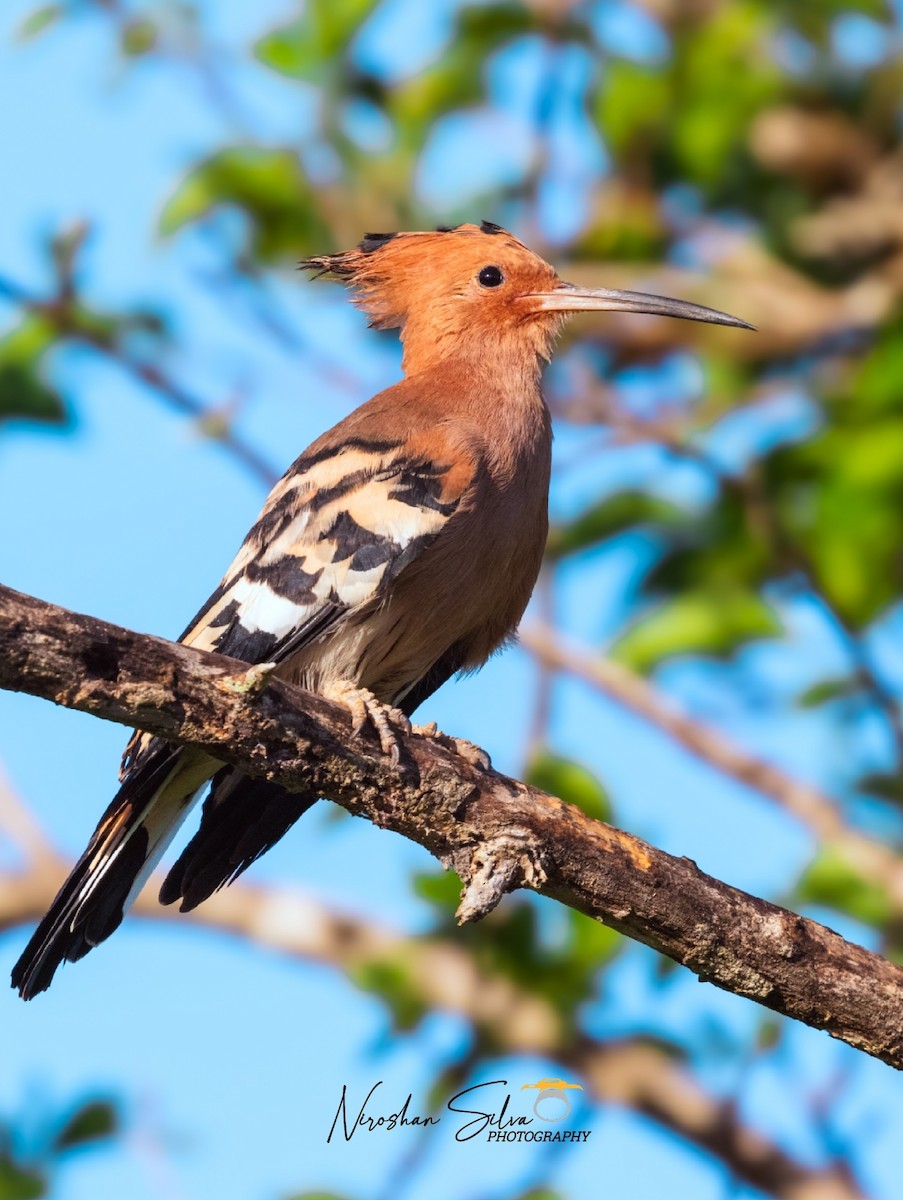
[2,582,903,1070]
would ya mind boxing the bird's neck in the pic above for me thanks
[403,343,551,476]
[401,316,553,384]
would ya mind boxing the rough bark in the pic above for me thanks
[2,581,903,1071]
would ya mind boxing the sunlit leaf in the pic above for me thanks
[610,589,781,674]
[546,491,681,559]
[160,148,330,260]
[797,843,894,927]
[593,61,669,162]
[255,0,380,81]
[0,317,66,427]
[526,752,611,823]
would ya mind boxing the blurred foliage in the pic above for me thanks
[0,1098,118,1199]
[797,842,896,929]
[285,1193,352,1200]
[160,149,332,261]
[525,751,612,822]
[0,318,66,428]
[545,491,681,560]
[611,588,781,673]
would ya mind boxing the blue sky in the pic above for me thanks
[1,2,901,1199]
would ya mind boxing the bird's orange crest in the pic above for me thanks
[301,221,565,373]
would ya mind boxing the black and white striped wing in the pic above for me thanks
[178,436,471,666]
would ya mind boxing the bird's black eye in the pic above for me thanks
[478,265,504,288]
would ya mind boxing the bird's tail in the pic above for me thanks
[11,745,214,1000]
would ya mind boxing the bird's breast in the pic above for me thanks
[284,386,553,705]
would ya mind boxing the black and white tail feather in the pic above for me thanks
[12,746,198,999]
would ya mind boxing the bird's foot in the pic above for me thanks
[412,722,491,771]
[322,680,411,765]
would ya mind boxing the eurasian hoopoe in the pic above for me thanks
[12,221,751,998]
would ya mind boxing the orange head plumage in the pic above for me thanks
[301,220,752,375]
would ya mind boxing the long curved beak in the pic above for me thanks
[529,281,755,330]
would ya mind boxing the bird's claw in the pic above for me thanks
[323,681,411,765]
[412,723,491,770]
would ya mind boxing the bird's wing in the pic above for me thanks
[121,428,477,779]
[182,431,476,660]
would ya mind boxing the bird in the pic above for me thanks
[11,220,751,999]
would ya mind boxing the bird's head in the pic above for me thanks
[301,221,751,375]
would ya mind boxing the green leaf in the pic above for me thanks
[644,492,771,595]
[853,324,903,415]
[121,19,157,57]
[593,61,669,160]
[53,1101,117,1151]
[350,960,427,1031]
[0,1156,44,1200]
[670,4,782,187]
[413,868,462,915]
[545,491,681,559]
[572,183,667,262]
[610,589,781,674]
[0,318,66,427]
[17,5,62,41]
[566,908,621,972]
[797,843,894,928]
[159,148,329,261]
[856,773,903,805]
[255,1,380,81]
[796,676,863,708]
[285,1194,350,1200]
[756,1017,783,1052]
[594,3,782,196]
[526,753,611,823]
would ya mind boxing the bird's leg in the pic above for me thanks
[321,680,411,765]
[411,722,491,771]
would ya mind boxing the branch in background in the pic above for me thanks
[2,582,903,1070]
[0,842,870,1200]
[0,271,280,489]
[521,624,903,907]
